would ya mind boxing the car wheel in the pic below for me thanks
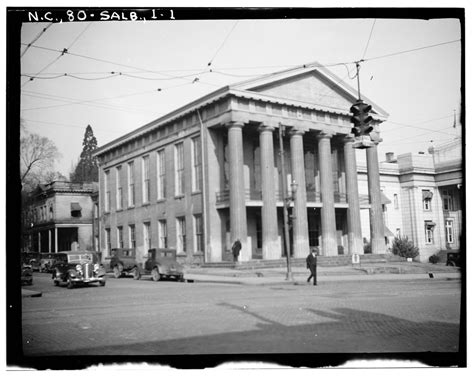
[67,276,74,289]
[113,266,121,279]
[99,280,106,287]
[151,268,161,282]
[447,261,455,267]
[53,279,59,286]
[132,267,141,280]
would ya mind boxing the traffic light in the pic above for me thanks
[350,99,373,136]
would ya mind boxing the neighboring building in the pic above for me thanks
[393,139,462,262]
[23,181,98,253]
[94,65,391,265]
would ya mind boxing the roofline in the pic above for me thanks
[94,85,230,156]
[95,62,389,156]
[230,61,389,117]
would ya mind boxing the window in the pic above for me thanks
[442,189,454,211]
[71,202,82,218]
[192,137,202,192]
[445,219,454,244]
[104,170,111,212]
[422,190,432,211]
[143,222,151,250]
[393,194,399,210]
[129,225,136,248]
[158,220,168,248]
[142,156,150,203]
[105,228,111,254]
[177,216,186,253]
[49,203,54,219]
[424,221,435,244]
[117,226,124,248]
[157,149,166,200]
[128,161,135,207]
[175,143,184,196]
[116,165,123,210]
[194,215,204,253]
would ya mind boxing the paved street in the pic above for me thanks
[22,271,461,360]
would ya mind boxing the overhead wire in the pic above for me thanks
[361,19,376,60]
[21,22,54,58]
[207,20,239,67]
[21,38,460,84]
[21,22,92,88]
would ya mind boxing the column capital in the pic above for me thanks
[225,121,245,130]
[370,133,383,145]
[343,134,356,144]
[258,124,275,133]
[316,131,334,140]
[288,127,306,137]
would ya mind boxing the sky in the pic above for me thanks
[18,8,463,177]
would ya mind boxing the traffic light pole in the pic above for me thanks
[356,62,361,100]
[278,123,293,281]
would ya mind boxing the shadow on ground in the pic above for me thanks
[22,303,462,369]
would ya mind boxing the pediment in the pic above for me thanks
[248,71,354,111]
[230,65,388,117]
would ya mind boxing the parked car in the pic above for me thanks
[21,254,33,286]
[52,250,106,289]
[38,253,59,273]
[140,248,184,282]
[106,248,140,279]
[21,252,40,271]
[446,252,461,267]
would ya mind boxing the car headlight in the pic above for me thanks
[76,264,81,271]
[94,263,99,272]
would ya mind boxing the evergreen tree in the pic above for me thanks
[71,125,99,183]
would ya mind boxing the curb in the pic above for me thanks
[185,272,461,286]
[22,289,43,298]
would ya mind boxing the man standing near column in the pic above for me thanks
[306,247,318,285]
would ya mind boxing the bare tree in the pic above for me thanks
[20,132,61,191]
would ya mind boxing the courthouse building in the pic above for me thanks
[94,65,391,265]
[94,65,463,265]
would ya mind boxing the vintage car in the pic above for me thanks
[106,248,140,279]
[446,251,461,267]
[38,253,59,273]
[51,250,106,288]
[21,254,33,286]
[140,248,184,282]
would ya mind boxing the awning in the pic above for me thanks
[384,225,394,237]
[71,202,82,211]
[422,190,433,200]
[380,192,391,205]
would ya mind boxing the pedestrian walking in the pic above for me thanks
[306,247,318,285]
[232,239,242,262]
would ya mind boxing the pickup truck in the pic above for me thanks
[106,248,141,279]
[139,248,184,282]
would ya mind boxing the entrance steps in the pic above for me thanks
[202,253,406,270]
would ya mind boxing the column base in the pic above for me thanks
[262,239,281,260]
[321,236,338,256]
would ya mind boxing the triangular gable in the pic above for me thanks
[231,64,388,117]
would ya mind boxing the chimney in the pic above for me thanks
[385,152,395,162]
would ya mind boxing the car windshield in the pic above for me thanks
[68,254,93,263]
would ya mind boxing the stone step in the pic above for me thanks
[202,254,405,270]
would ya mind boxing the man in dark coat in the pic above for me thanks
[232,239,242,262]
[306,248,318,285]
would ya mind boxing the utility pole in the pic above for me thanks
[278,123,293,281]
